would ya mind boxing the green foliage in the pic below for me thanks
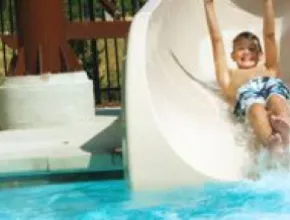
[0,0,16,33]
[66,0,146,20]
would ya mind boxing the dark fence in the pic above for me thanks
[0,0,146,105]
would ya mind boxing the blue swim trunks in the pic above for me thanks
[234,76,290,119]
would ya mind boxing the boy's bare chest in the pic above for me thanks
[226,67,275,102]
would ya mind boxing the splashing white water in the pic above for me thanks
[221,102,290,180]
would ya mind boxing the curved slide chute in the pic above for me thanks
[124,0,290,190]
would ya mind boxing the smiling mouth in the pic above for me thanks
[241,57,253,62]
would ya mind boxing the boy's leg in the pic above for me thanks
[267,94,290,118]
[247,103,282,150]
[266,94,290,146]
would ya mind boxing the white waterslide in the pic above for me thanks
[124,0,290,191]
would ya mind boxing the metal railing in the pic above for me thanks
[0,0,146,105]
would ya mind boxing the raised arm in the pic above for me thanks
[263,0,279,73]
[204,0,230,93]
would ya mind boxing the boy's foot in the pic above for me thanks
[268,133,284,154]
[270,115,290,146]
[268,133,282,147]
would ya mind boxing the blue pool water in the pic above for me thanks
[1,171,290,219]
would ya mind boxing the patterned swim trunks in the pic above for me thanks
[234,76,290,119]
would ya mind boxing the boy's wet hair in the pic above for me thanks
[233,31,262,53]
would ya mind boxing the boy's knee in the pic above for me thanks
[267,94,286,106]
[248,103,266,117]
[266,94,290,117]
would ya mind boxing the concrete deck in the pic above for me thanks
[0,109,123,176]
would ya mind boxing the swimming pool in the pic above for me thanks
[1,171,290,220]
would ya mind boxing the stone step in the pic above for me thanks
[0,115,123,175]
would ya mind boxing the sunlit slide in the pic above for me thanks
[124,0,290,190]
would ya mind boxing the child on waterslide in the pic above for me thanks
[204,0,290,154]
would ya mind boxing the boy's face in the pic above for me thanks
[231,38,262,69]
